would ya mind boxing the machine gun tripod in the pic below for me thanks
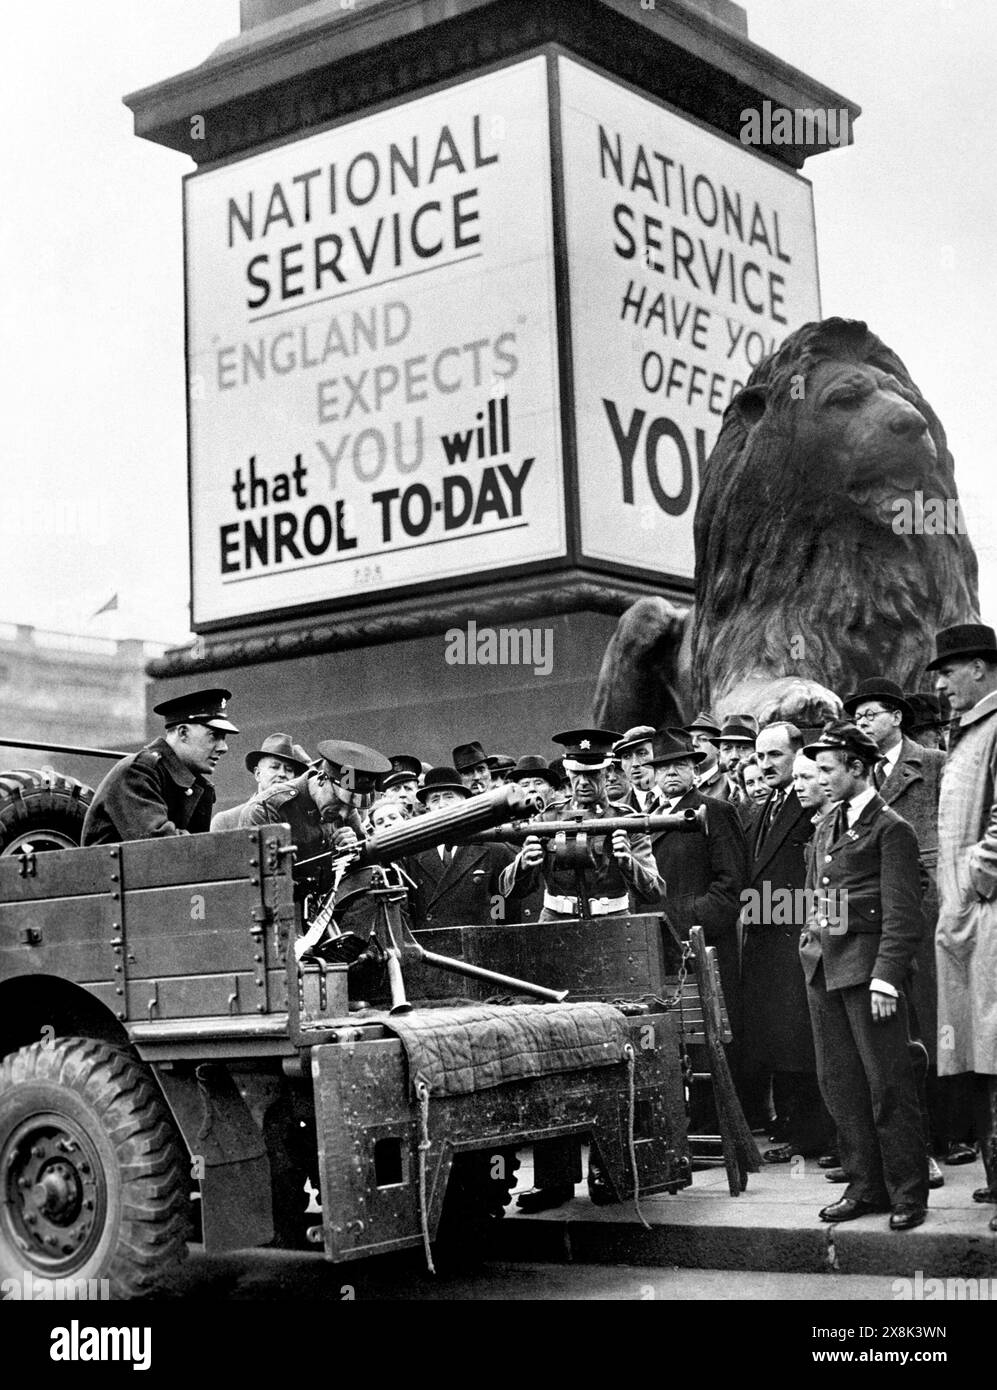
[295,785,569,1009]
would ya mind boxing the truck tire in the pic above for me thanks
[0,769,94,855]
[0,1037,190,1299]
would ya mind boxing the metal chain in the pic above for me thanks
[648,940,694,1015]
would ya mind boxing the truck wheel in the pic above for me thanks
[0,1038,190,1299]
[0,769,94,855]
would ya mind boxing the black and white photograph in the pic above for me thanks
[1,0,995,1363]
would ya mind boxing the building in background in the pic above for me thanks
[0,624,162,786]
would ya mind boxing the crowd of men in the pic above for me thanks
[79,622,997,1236]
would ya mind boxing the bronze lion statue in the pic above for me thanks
[594,318,980,730]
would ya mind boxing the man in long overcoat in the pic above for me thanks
[930,624,997,1230]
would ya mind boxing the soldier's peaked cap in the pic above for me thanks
[803,719,879,763]
[154,688,238,734]
[315,740,391,779]
[388,753,423,777]
[552,728,621,772]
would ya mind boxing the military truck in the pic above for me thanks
[0,775,701,1298]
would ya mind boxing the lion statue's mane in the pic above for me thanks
[594,318,980,730]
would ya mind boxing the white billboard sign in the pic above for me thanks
[185,57,564,625]
[559,58,821,581]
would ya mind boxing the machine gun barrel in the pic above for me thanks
[470,804,708,842]
[295,784,532,871]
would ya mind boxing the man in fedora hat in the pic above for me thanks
[685,712,723,797]
[452,741,493,796]
[487,753,517,785]
[717,715,758,807]
[401,768,517,930]
[83,688,238,845]
[930,622,997,1229]
[800,720,929,1231]
[211,733,310,831]
[647,729,747,1065]
[843,675,966,1173]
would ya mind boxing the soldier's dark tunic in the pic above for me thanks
[239,773,363,895]
[82,737,215,845]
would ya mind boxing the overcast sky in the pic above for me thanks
[2,0,993,643]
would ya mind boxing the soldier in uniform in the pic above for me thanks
[500,729,663,921]
[82,688,238,845]
[211,733,310,831]
[501,729,663,1210]
[239,740,390,899]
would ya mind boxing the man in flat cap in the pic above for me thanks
[930,623,997,1229]
[844,675,965,1173]
[613,726,659,813]
[801,720,928,1231]
[240,739,390,898]
[211,733,310,832]
[452,741,493,796]
[82,688,238,845]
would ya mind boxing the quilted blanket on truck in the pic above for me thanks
[383,1002,629,1097]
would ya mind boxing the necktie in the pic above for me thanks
[440,845,453,867]
[767,789,783,829]
[874,757,887,789]
[831,803,847,841]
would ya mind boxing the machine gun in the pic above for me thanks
[295,785,569,1010]
[470,804,707,919]
[471,805,707,845]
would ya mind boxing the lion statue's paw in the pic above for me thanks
[718,676,842,732]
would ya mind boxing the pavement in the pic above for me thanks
[495,1148,997,1278]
